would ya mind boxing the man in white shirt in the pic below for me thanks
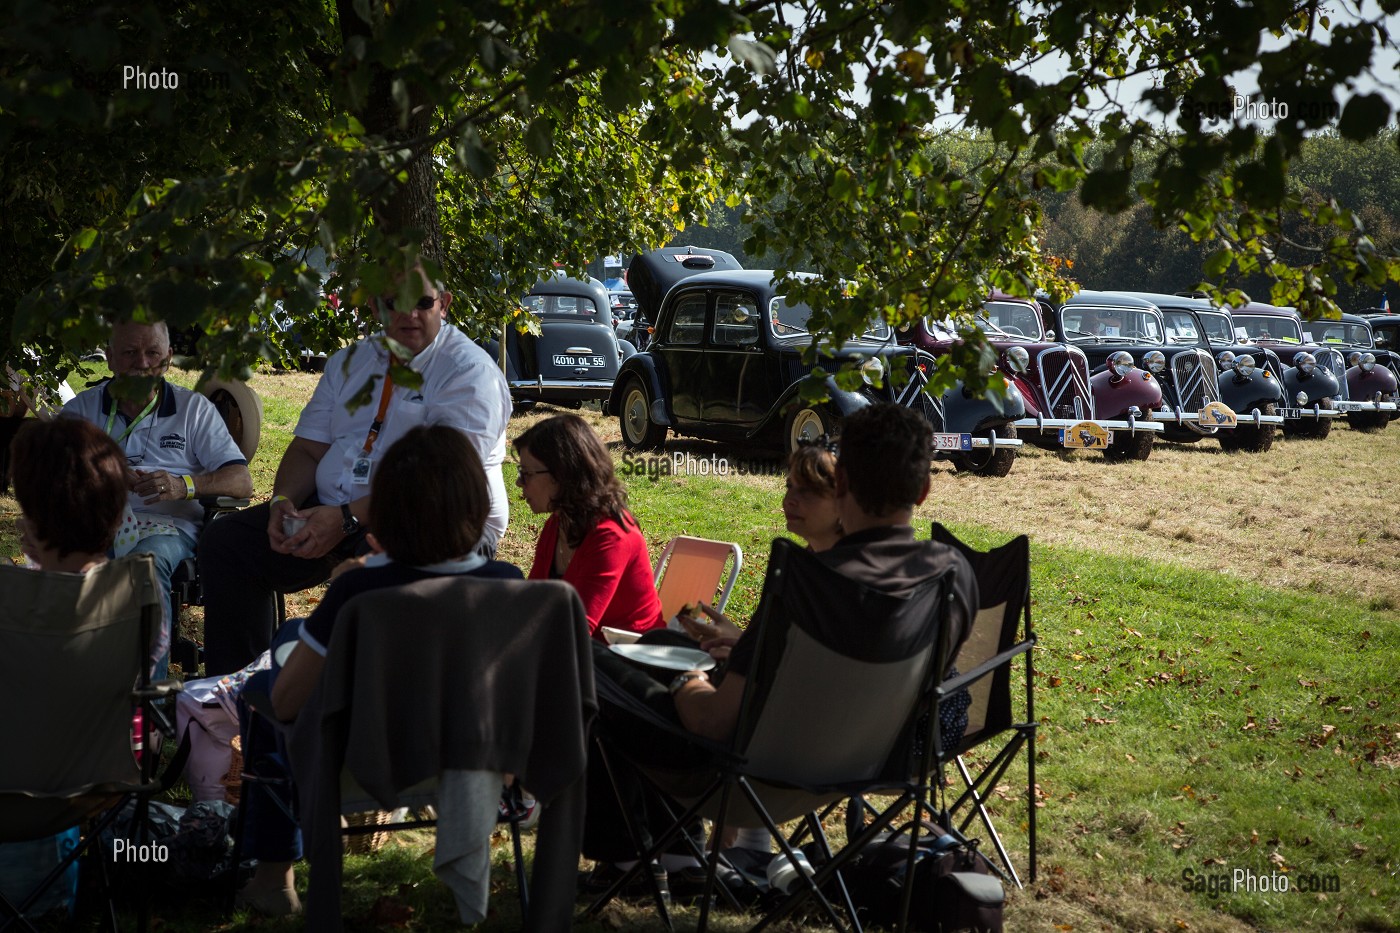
[198,267,512,674]
[62,320,253,678]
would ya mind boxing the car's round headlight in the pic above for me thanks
[860,356,884,384]
[1234,354,1256,377]
[1296,390,1308,405]
[1006,345,1030,374]
[1296,352,1316,375]
[1216,351,1236,369]
[1361,352,1376,372]
[1143,350,1166,373]
[1108,351,1135,378]
[1348,351,1363,367]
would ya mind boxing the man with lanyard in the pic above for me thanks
[61,319,253,679]
[198,266,512,675]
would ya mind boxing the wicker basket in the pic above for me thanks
[344,810,393,854]
[219,735,243,806]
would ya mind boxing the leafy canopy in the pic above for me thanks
[3,0,1398,399]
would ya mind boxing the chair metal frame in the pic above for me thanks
[584,538,958,933]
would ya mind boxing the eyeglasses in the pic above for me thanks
[380,294,439,314]
[515,467,551,482]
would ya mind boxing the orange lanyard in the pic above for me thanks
[361,368,395,456]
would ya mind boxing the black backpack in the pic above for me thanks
[841,820,1005,932]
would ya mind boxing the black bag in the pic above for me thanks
[842,820,1004,932]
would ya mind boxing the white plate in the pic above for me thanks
[601,627,643,645]
[609,643,716,672]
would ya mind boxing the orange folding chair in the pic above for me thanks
[652,536,742,620]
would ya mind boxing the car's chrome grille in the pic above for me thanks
[1170,349,1220,409]
[1315,348,1349,400]
[1038,346,1095,419]
[1261,353,1285,382]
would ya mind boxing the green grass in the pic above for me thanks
[4,373,1398,932]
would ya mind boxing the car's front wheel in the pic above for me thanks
[1219,403,1277,453]
[1346,409,1390,432]
[952,424,1017,477]
[785,404,835,455]
[620,379,666,451]
[1285,399,1333,439]
[1103,425,1154,461]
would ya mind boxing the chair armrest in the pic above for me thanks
[937,635,1036,696]
[199,496,250,510]
[133,678,185,701]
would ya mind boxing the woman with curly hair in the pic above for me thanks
[514,414,664,641]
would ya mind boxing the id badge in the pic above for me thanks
[351,455,373,485]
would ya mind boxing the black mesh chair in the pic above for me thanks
[0,556,184,933]
[928,523,1036,887]
[583,538,959,933]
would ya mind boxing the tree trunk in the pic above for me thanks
[336,0,443,263]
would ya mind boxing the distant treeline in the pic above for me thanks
[663,128,1400,313]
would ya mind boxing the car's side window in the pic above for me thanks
[713,293,759,346]
[667,293,708,345]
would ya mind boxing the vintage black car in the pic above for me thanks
[480,273,633,409]
[611,246,1025,465]
[1112,292,1286,453]
[1306,312,1399,430]
[1039,292,1176,460]
[1229,303,1352,439]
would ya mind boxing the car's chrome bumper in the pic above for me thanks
[931,432,1024,452]
[1155,407,1285,427]
[1277,405,1342,419]
[1331,400,1398,413]
[1015,415,1164,434]
[509,378,615,401]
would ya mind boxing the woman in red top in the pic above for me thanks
[514,414,665,640]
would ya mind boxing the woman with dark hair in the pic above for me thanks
[234,425,522,917]
[781,438,842,554]
[11,418,128,571]
[514,414,664,641]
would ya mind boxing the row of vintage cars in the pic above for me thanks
[487,247,1400,476]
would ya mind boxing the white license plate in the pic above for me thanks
[1277,407,1301,419]
[932,433,972,451]
[553,354,606,367]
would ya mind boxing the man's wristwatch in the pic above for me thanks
[340,503,361,536]
[668,671,708,695]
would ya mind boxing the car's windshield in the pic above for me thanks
[768,297,893,341]
[978,300,1042,338]
[1195,310,1236,346]
[1233,314,1303,344]
[524,294,599,316]
[1315,322,1373,348]
[1161,310,1203,344]
[1061,306,1162,343]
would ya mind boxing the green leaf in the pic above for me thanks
[525,116,554,158]
[1337,93,1390,140]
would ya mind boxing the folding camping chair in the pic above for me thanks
[284,576,596,933]
[0,555,184,933]
[653,535,742,620]
[929,523,1037,887]
[584,537,958,933]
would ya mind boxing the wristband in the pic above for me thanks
[183,475,196,499]
[270,494,290,507]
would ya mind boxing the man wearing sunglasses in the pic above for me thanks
[198,265,512,675]
[61,318,254,680]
